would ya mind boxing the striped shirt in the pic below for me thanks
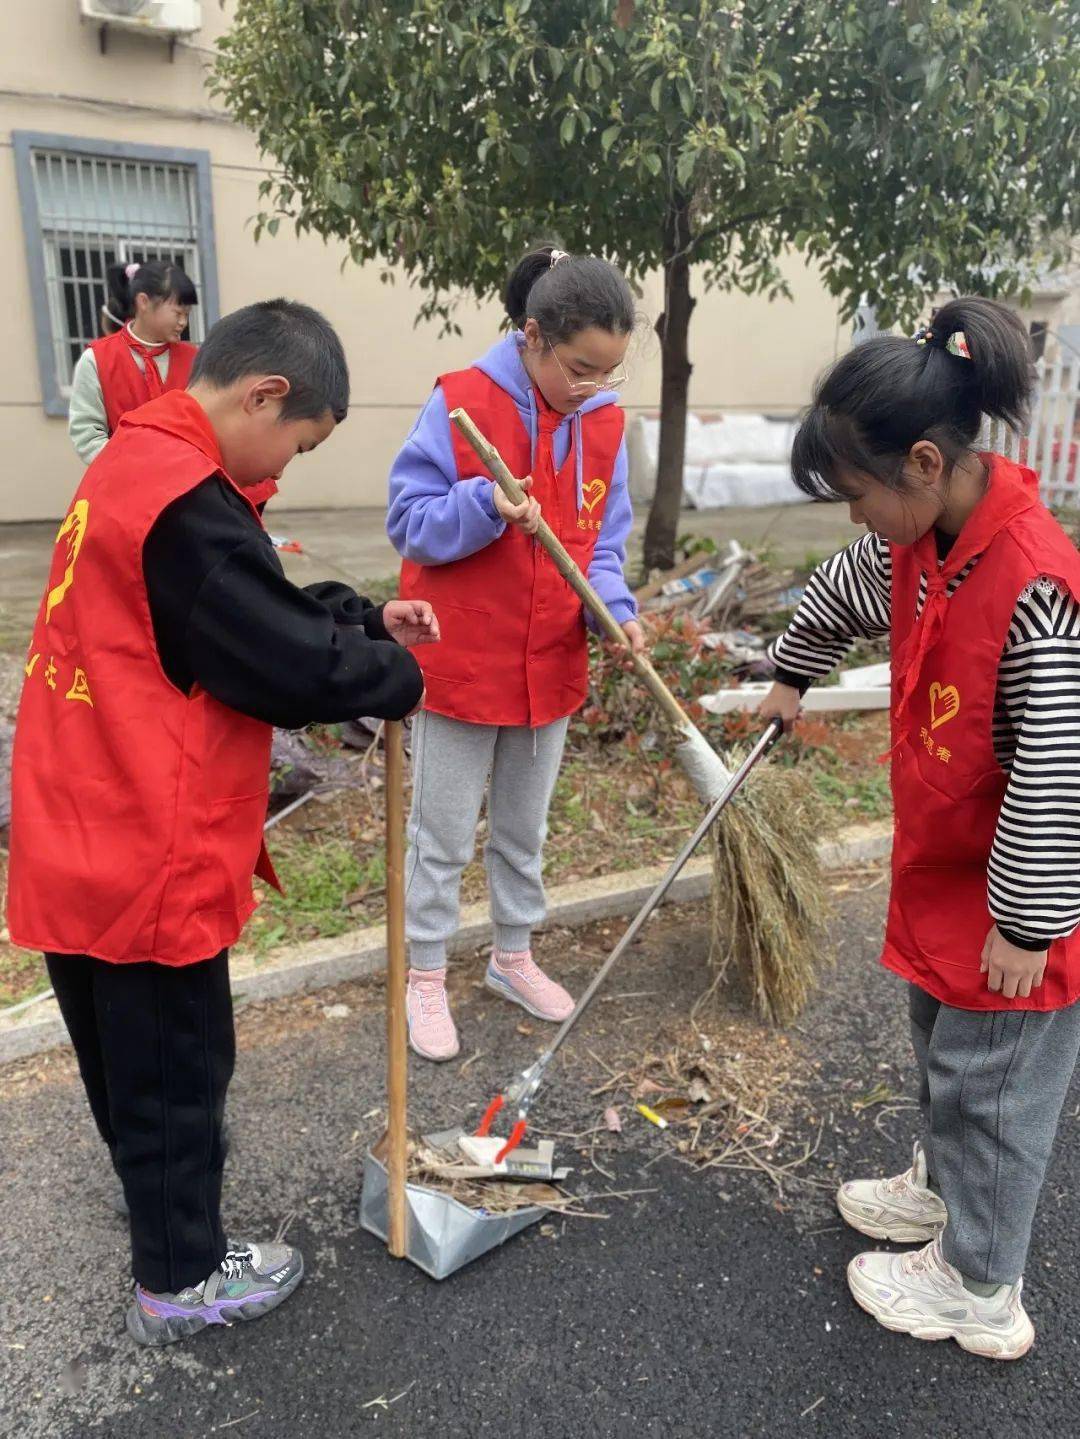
[769,531,1080,949]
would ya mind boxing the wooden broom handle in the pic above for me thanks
[384,719,408,1257]
[449,407,693,735]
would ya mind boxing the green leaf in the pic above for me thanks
[560,112,576,145]
[601,124,621,155]
[548,47,564,79]
[643,151,662,177]
[650,75,663,110]
[675,149,696,188]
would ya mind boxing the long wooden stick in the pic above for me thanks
[449,407,693,736]
[384,719,408,1257]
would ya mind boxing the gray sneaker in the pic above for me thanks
[126,1241,304,1346]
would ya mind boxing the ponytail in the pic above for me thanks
[790,296,1035,500]
[504,243,635,343]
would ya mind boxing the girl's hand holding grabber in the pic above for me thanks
[758,680,803,734]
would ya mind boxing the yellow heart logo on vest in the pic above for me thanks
[929,682,960,730]
[581,478,607,515]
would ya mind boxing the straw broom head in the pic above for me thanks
[708,753,832,1026]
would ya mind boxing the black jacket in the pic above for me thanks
[141,478,422,728]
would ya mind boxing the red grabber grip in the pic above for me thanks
[495,1120,527,1165]
[475,1095,504,1137]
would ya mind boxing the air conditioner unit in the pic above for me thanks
[79,1,202,37]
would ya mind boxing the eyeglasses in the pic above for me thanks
[547,342,628,396]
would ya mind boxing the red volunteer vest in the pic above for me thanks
[399,368,625,727]
[882,453,1080,1011]
[87,329,279,508]
[90,328,195,432]
[7,390,280,967]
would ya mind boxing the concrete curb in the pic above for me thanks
[0,822,891,1066]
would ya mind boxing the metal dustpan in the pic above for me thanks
[360,721,546,1280]
[359,1149,545,1281]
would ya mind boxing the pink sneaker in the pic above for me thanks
[485,950,575,1022]
[406,968,460,1061]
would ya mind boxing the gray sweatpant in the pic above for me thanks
[405,710,569,970]
[910,983,1080,1285]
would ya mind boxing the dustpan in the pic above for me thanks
[359,1149,545,1281]
[358,720,545,1279]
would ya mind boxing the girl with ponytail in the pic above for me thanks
[69,260,199,466]
[386,243,640,1062]
[762,296,1080,1359]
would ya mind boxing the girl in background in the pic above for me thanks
[69,260,198,466]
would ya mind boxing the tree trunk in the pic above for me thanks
[643,203,695,573]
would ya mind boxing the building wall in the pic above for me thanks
[0,1,853,522]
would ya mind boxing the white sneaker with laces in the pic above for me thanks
[837,1140,948,1243]
[847,1235,1034,1360]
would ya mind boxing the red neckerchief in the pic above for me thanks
[124,327,171,401]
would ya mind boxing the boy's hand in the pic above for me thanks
[758,680,802,734]
[383,600,440,647]
[494,476,542,536]
[981,925,1048,999]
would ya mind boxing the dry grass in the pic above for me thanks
[586,1015,826,1197]
[708,756,832,1026]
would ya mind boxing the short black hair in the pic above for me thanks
[190,299,350,423]
[791,296,1034,500]
[504,243,636,343]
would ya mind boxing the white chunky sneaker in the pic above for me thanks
[837,1140,948,1243]
[847,1236,1034,1360]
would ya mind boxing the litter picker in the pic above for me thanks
[474,716,783,1161]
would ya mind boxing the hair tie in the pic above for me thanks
[549,249,570,268]
[945,330,971,360]
[913,324,971,360]
[125,262,140,281]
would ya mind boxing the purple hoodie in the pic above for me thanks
[386,333,637,626]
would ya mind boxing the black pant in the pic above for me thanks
[46,950,235,1294]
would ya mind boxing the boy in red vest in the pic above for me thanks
[762,297,1080,1359]
[8,299,434,1346]
[387,246,642,1060]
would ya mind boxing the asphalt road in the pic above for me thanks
[4,889,1080,1439]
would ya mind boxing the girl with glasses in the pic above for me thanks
[386,243,642,1061]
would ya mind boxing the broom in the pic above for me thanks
[449,408,829,1024]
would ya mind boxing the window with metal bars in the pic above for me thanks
[15,132,220,417]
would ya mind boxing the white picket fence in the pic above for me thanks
[983,353,1080,510]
